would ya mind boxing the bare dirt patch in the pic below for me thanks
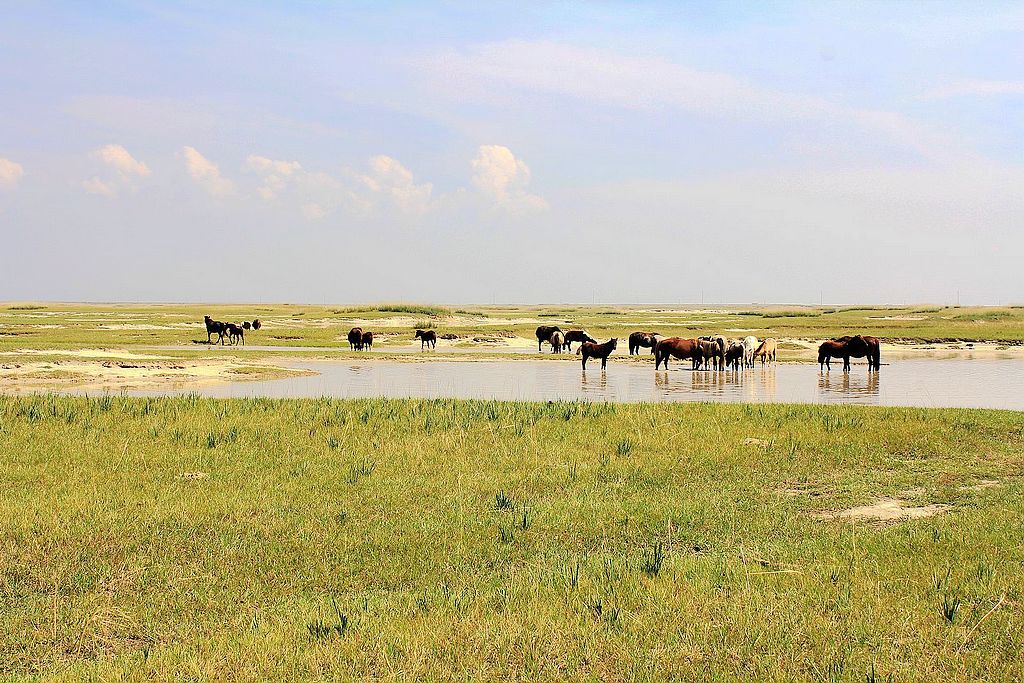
[815,497,951,522]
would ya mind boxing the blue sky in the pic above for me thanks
[1,1,1021,304]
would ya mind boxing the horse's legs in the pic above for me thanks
[581,353,587,369]
[601,356,607,369]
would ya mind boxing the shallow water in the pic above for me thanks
[131,359,1024,410]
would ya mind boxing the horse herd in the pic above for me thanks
[202,316,881,371]
[535,326,881,372]
[203,315,261,345]
[346,327,438,351]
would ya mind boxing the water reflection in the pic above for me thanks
[818,370,880,398]
[113,358,1024,410]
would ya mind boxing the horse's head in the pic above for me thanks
[609,338,618,350]
[415,329,424,338]
[585,332,596,343]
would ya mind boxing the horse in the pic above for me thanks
[415,329,437,350]
[725,340,745,370]
[628,331,660,355]
[742,336,759,368]
[242,321,251,330]
[578,338,617,369]
[563,330,595,352]
[348,327,363,351]
[549,330,565,353]
[833,335,881,370]
[252,319,262,330]
[654,338,700,370]
[361,331,373,351]
[697,335,726,370]
[820,335,877,371]
[695,338,721,370]
[535,326,562,352]
[203,315,227,345]
[225,322,244,346]
[753,338,778,365]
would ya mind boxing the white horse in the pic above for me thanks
[549,330,565,353]
[742,336,759,368]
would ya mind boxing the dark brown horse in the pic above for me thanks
[725,341,745,370]
[225,322,244,345]
[654,338,700,370]
[535,325,562,352]
[562,330,595,352]
[203,315,227,345]
[251,319,262,330]
[628,331,660,355]
[348,327,363,351]
[361,331,373,351]
[697,335,726,370]
[821,335,880,371]
[578,338,618,369]
[415,329,437,349]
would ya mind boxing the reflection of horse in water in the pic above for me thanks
[818,370,879,397]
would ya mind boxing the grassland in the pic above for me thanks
[2,302,1024,355]
[2,395,1022,681]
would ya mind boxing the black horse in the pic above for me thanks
[203,315,226,345]
[415,329,437,350]
[562,330,596,352]
[535,326,562,352]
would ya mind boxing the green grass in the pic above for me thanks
[1,395,1022,680]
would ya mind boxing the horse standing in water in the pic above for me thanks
[819,335,879,371]
[415,329,437,349]
[549,330,565,353]
[654,338,700,370]
[752,338,778,365]
[361,331,374,351]
[628,331,660,355]
[535,326,562,352]
[578,338,618,369]
[742,336,759,367]
[725,340,745,370]
[562,330,595,352]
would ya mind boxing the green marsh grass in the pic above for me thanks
[0,395,1022,679]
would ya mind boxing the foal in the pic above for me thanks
[578,338,618,369]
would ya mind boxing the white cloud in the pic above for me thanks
[182,146,235,196]
[924,79,1024,100]
[82,176,117,197]
[428,41,970,164]
[359,155,434,214]
[94,144,150,177]
[301,202,327,220]
[245,154,303,200]
[471,145,547,213]
[0,158,24,190]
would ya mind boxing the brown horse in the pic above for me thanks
[252,319,262,330]
[628,331,660,355]
[578,338,618,369]
[348,327,363,351]
[698,335,726,370]
[820,335,879,371]
[361,331,374,351]
[415,329,437,349]
[550,330,565,353]
[535,325,562,352]
[563,330,595,352]
[753,338,778,365]
[654,338,700,370]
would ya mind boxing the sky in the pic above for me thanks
[0,1,1021,305]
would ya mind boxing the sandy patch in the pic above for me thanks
[743,437,770,447]
[815,497,950,522]
[0,348,171,360]
[0,357,308,393]
[867,315,927,321]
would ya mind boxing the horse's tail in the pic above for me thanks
[576,346,583,355]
